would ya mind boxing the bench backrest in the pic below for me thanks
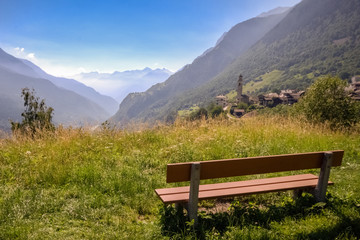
[166,150,344,183]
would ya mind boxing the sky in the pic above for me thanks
[0,0,301,77]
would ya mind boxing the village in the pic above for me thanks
[215,75,360,118]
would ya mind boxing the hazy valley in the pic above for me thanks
[1,0,360,238]
[111,0,360,126]
[2,0,359,129]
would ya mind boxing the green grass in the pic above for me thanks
[0,116,360,239]
[243,70,284,94]
[225,90,237,102]
[178,105,200,118]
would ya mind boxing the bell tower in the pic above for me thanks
[237,74,243,102]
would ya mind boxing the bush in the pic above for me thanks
[294,75,360,129]
[258,104,291,116]
[208,105,224,118]
[237,102,249,110]
[189,107,208,120]
[188,102,226,121]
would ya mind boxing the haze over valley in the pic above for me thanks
[71,68,173,103]
[1,0,359,129]
[1,1,360,238]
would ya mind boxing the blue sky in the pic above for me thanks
[0,0,301,76]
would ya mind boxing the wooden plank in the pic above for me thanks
[156,174,318,196]
[166,150,344,183]
[156,175,320,201]
[159,179,334,204]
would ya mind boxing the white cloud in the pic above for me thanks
[27,53,36,59]
[77,67,86,73]
[14,47,25,54]
[38,63,89,77]
[12,47,38,63]
[6,46,88,77]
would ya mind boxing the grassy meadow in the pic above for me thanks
[0,116,359,239]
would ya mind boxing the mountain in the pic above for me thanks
[257,7,291,18]
[72,68,173,103]
[111,0,360,125]
[110,9,290,124]
[19,58,119,115]
[188,0,360,99]
[0,48,110,130]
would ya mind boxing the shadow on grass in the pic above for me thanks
[294,195,360,240]
[159,193,360,239]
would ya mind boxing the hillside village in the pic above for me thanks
[347,76,360,101]
[216,75,360,118]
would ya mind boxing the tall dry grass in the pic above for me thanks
[0,115,359,239]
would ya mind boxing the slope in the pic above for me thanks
[111,10,290,124]
[74,67,173,103]
[0,48,118,115]
[115,0,360,124]
[186,0,360,101]
[0,64,109,131]
[20,58,119,115]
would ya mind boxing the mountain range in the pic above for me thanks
[19,59,119,115]
[110,6,290,124]
[72,68,173,103]
[2,0,359,129]
[0,48,118,130]
[110,0,360,125]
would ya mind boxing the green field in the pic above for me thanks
[0,116,359,239]
[243,70,285,95]
[178,105,200,118]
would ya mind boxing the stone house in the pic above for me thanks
[258,90,305,107]
[348,76,360,101]
[233,109,245,117]
[215,95,228,108]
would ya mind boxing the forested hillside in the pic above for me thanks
[0,49,113,130]
[203,0,360,95]
[0,66,109,130]
[111,0,360,125]
[111,10,290,124]
[19,58,119,115]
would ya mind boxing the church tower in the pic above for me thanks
[237,74,243,102]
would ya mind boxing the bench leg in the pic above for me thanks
[175,203,183,210]
[175,202,187,214]
[188,163,201,226]
[293,189,304,199]
[315,152,333,202]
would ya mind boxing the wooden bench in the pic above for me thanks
[155,150,344,225]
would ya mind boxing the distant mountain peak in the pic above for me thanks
[110,9,291,125]
[73,67,173,103]
[257,7,291,18]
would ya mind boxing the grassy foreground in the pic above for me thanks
[0,116,359,239]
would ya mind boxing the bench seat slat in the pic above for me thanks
[156,174,318,196]
[156,174,333,204]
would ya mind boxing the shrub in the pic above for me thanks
[294,75,360,129]
[189,107,208,120]
[237,102,249,110]
[258,104,291,116]
[208,105,224,118]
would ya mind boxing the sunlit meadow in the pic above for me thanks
[0,116,359,239]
